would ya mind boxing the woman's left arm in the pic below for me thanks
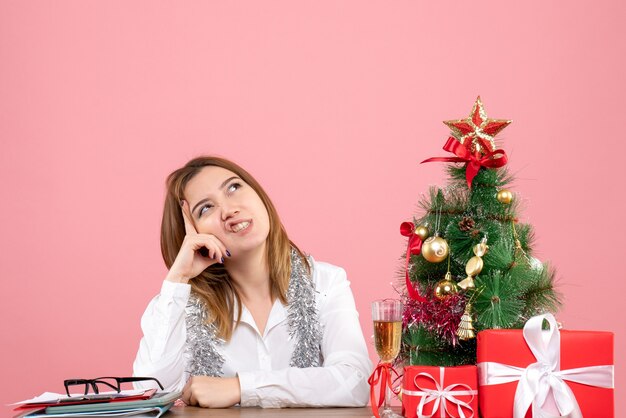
[236,265,373,408]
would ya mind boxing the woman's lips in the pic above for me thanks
[230,220,252,235]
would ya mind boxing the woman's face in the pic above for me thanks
[183,166,271,256]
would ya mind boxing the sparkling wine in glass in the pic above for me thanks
[372,299,403,418]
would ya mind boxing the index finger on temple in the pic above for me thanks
[180,200,198,235]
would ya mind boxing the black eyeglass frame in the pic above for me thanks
[64,376,164,397]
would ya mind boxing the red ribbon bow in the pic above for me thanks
[421,136,508,188]
[368,362,400,418]
[401,222,427,302]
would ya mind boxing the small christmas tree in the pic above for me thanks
[399,97,561,367]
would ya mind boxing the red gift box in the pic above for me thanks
[477,314,614,418]
[402,365,478,418]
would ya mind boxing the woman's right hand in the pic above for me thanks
[164,200,228,284]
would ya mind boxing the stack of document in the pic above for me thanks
[11,389,181,418]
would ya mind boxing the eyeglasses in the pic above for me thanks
[64,376,164,397]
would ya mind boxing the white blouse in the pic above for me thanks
[132,258,372,408]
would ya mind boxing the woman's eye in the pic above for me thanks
[227,182,242,193]
[199,204,213,216]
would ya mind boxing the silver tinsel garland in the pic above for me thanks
[185,294,226,377]
[287,248,323,368]
[184,247,322,376]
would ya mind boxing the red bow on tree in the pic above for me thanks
[400,222,426,302]
[421,137,508,188]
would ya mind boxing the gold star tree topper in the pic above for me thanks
[444,96,512,155]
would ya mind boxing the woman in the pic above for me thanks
[132,156,372,408]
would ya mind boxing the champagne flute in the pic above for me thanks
[372,299,403,418]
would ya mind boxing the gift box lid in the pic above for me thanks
[477,328,614,368]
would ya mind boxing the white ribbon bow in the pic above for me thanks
[478,313,614,418]
[402,367,477,418]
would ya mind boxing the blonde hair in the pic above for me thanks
[160,156,308,341]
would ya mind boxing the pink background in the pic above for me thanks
[1,1,623,414]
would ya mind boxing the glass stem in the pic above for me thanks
[383,381,391,412]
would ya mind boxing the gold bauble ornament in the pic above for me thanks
[415,225,430,241]
[422,235,449,263]
[435,273,458,299]
[465,256,484,277]
[497,189,513,204]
